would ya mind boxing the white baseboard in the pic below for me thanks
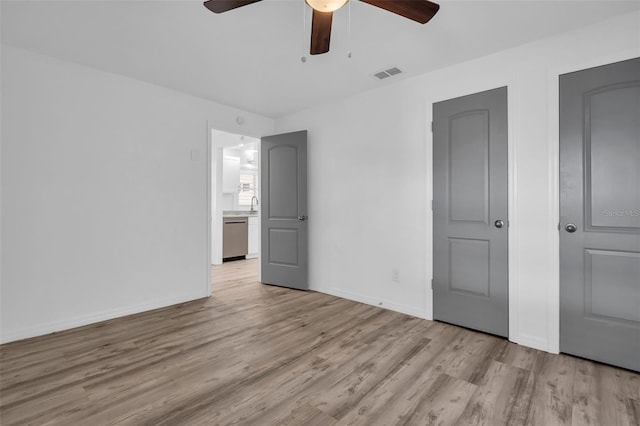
[425,288,433,320]
[320,286,553,354]
[0,291,209,344]
[316,286,427,320]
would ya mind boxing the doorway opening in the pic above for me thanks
[210,129,261,293]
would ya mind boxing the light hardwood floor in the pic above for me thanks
[1,258,638,425]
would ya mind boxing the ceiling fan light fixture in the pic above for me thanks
[305,0,348,13]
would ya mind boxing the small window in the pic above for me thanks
[238,174,256,206]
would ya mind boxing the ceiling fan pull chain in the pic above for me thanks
[301,1,308,63]
[347,1,352,58]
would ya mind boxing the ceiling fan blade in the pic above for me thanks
[203,0,262,14]
[310,10,333,55]
[359,0,439,24]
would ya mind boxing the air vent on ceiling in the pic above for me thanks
[373,67,403,80]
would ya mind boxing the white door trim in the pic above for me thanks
[546,49,640,354]
[506,82,520,345]
[206,121,213,297]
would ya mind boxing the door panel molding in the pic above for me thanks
[268,228,300,267]
[447,110,490,225]
[584,82,640,233]
[448,238,491,298]
[266,144,300,220]
[584,248,640,325]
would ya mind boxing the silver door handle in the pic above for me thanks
[298,215,307,221]
[565,223,577,233]
[494,220,505,228]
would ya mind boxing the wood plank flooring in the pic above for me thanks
[1,258,638,425]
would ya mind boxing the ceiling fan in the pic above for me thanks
[203,0,440,55]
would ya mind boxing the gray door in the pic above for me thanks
[433,87,509,337]
[260,130,308,290]
[560,57,640,372]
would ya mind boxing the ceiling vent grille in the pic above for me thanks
[373,67,403,80]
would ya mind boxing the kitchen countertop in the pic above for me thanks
[223,210,259,218]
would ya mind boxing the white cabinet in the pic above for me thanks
[222,156,240,193]
[247,216,260,258]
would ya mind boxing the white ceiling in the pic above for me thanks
[2,1,638,118]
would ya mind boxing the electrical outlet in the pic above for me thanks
[392,269,399,283]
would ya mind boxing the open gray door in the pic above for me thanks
[260,130,308,290]
[560,57,640,372]
[433,87,509,337]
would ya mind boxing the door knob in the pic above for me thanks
[494,220,505,229]
[565,223,577,233]
[298,215,307,221]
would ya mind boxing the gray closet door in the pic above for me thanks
[433,87,509,337]
[261,130,308,290]
[560,57,640,372]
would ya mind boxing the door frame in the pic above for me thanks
[206,121,213,296]
[426,80,520,342]
[547,48,640,354]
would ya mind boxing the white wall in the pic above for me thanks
[275,11,640,352]
[0,46,275,343]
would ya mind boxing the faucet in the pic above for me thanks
[250,195,259,212]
